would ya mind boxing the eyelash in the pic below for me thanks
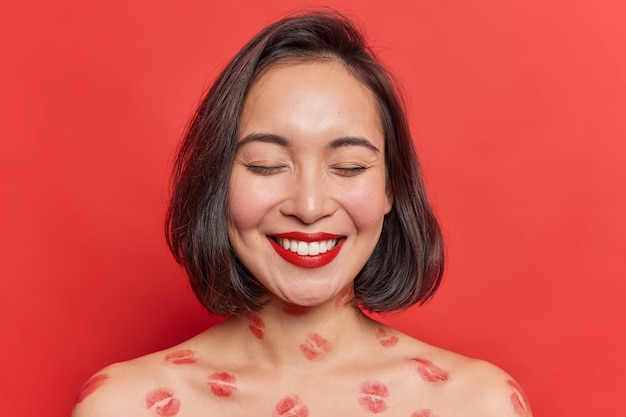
[246,165,367,176]
[331,166,367,176]
[246,165,285,174]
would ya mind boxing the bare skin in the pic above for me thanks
[72,62,531,416]
[72,295,531,417]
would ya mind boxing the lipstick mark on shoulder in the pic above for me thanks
[145,388,181,417]
[76,374,109,403]
[358,380,389,413]
[273,394,309,417]
[507,380,531,417]
[412,410,437,417]
[165,348,197,364]
[299,332,332,361]
[245,311,265,339]
[376,328,399,348]
[411,358,449,383]
[207,372,237,397]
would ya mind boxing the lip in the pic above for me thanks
[269,232,345,268]
[273,231,342,241]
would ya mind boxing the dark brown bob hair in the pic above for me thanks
[166,11,444,316]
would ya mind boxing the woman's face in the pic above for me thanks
[228,60,393,307]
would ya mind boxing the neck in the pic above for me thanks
[225,288,377,370]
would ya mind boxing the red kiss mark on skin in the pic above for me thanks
[245,312,265,339]
[412,410,436,417]
[298,332,332,361]
[145,388,181,417]
[411,358,449,383]
[358,380,389,414]
[282,303,312,316]
[273,394,309,417]
[334,286,353,310]
[207,372,237,397]
[165,348,197,364]
[76,374,109,403]
[376,328,399,348]
[507,380,531,417]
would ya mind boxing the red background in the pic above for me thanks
[1,0,625,415]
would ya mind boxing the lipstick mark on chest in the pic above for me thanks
[358,380,389,413]
[411,358,449,383]
[245,311,265,339]
[145,388,181,417]
[507,380,531,417]
[75,374,109,403]
[412,410,437,417]
[273,394,309,417]
[298,332,332,361]
[376,328,399,348]
[207,372,237,397]
[165,348,197,364]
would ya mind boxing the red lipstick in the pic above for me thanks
[165,348,197,364]
[411,358,449,383]
[273,395,309,417]
[411,411,434,417]
[144,388,181,417]
[273,232,341,241]
[76,374,109,403]
[508,380,531,417]
[298,332,332,361]
[376,328,399,348]
[269,232,344,268]
[358,380,389,413]
[207,372,237,397]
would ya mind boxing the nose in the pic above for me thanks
[280,170,337,224]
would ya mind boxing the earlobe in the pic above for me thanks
[384,187,394,214]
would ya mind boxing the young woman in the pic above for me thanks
[73,11,531,417]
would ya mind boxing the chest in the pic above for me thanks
[172,370,449,417]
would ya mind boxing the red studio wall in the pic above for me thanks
[1,0,625,415]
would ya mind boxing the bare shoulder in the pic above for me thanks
[446,356,532,417]
[71,338,205,417]
[385,329,532,417]
[71,360,150,417]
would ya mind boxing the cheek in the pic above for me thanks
[340,179,389,229]
[228,176,276,233]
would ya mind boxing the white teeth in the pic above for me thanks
[276,238,338,256]
[309,241,320,256]
[297,241,307,255]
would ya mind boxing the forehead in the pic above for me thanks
[239,60,383,146]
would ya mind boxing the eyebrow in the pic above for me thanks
[328,136,380,153]
[236,133,288,148]
[237,133,380,153]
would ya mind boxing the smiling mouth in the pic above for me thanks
[273,237,340,256]
[268,233,345,268]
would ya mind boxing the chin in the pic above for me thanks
[281,287,338,308]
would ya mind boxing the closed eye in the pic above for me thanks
[331,166,367,176]
[246,164,285,175]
